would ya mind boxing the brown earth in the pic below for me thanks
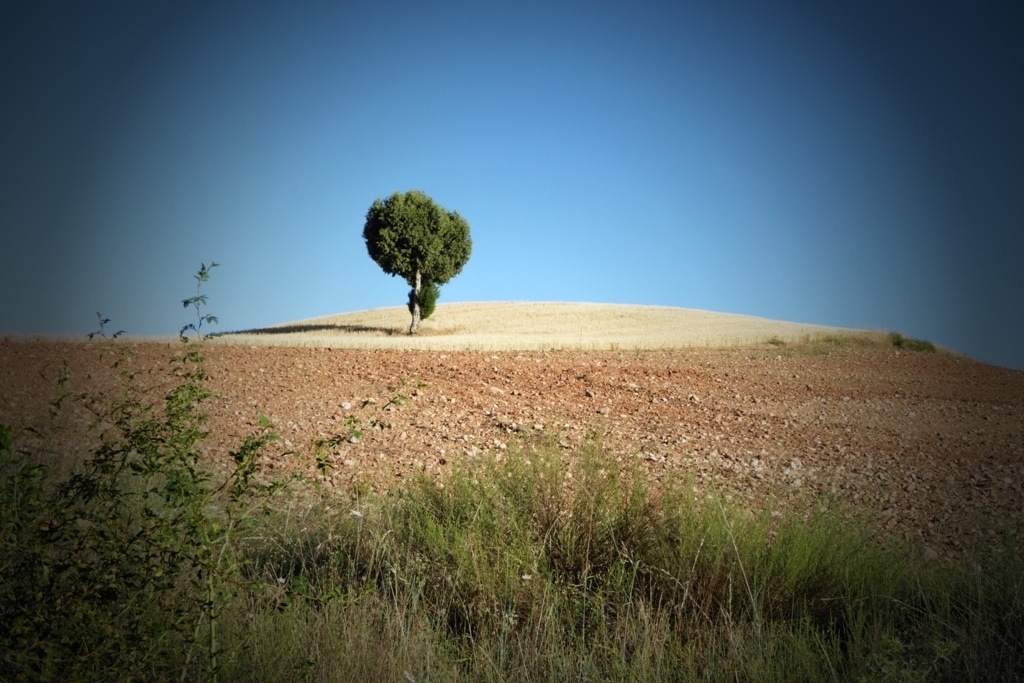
[2,339,1022,561]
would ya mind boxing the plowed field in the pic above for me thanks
[3,336,1022,561]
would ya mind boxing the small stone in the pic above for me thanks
[597,406,610,415]
[585,390,595,398]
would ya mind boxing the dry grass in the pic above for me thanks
[221,302,861,350]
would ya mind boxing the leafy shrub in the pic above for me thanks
[889,332,937,352]
[407,281,440,321]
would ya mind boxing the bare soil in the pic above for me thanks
[2,338,1022,560]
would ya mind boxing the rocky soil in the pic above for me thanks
[3,339,1022,560]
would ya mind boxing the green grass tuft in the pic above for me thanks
[217,442,1022,682]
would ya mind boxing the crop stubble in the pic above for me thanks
[224,302,854,350]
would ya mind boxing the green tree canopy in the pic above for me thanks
[362,190,472,333]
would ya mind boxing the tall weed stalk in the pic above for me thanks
[0,263,284,681]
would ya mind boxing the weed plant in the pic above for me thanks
[1,264,284,681]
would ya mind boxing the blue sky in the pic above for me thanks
[3,1,1022,369]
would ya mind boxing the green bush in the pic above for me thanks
[890,332,937,352]
[408,281,440,321]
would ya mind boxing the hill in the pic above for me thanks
[225,302,861,350]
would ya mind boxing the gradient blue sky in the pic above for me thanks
[3,1,1022,369]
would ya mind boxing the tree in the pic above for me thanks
[363,190,472,334]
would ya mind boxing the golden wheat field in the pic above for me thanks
[221,301,864,350]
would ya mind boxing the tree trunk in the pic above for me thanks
[409,269,421,335]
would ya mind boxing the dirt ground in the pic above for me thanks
[2,339,1022,560]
